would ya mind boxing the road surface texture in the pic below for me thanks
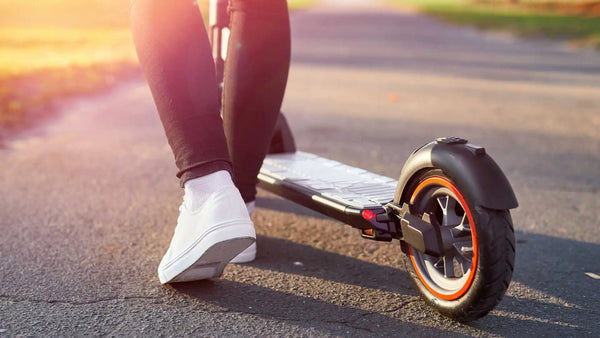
[1,0,599,336]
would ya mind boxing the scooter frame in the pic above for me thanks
[207,0,518,322]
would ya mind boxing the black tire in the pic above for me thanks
[400,169,515,322]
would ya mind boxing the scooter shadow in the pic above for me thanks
[172,278,459,336]
[171,235,460,335]
[247,235,414,295]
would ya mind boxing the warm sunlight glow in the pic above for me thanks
[0,0,139,126]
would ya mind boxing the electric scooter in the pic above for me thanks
[208,0,517,323]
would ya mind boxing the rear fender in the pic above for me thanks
[395,138,518,210]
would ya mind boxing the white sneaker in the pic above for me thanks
[230,200,257,264]
[157,186,255,284]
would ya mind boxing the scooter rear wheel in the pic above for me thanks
[401,169,515,322]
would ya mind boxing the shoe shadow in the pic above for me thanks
[173,278,454,336]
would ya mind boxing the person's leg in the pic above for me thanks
[130,0,231,181]
[223,0,291,203]
[223,0,291,263]
[130,0,255,283]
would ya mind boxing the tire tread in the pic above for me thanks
[457,208,515,322]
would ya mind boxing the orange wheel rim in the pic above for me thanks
[408,176,478,301]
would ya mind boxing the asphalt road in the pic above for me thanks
[1,0,599,336]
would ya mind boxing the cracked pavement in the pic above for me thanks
[1,0,599,336]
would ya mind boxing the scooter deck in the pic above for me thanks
[258,151,397,230]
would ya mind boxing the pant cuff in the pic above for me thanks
[179,160,233,187]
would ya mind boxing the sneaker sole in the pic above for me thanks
[230,242,257,264]
[169,237,254,283]
[158,220,255,284]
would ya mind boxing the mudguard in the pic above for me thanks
[395,137,518,210]
[268,113,296,154]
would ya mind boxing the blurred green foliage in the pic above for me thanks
[388,0,600,48]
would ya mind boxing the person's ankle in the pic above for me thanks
[183,170,234,212]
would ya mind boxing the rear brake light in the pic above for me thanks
[362,209,374,220]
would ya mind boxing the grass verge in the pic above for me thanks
[386,0,600,48]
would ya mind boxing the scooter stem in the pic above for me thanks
[209,0,229,88]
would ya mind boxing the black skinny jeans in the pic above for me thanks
[130,0,290,202]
